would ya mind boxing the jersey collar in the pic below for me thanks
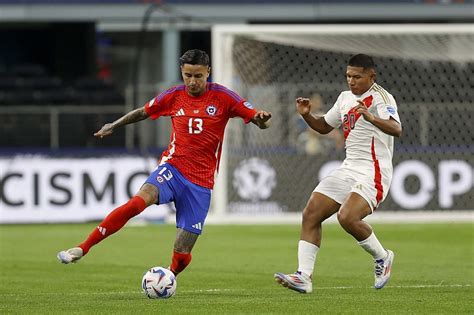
[354,82,376,99]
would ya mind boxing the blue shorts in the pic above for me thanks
[144,163,211,235]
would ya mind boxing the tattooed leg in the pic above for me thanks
[174,228,199,253]
[169,228,198,275]
[136,183,159,206]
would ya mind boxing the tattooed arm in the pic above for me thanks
[94,107,149,138]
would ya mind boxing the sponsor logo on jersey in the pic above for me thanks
[156,176,164,183]
[206,105,217,116]
[175,108,185,116]
[193,109,199,114]
[387,106,396,115]
[243,101,254,109]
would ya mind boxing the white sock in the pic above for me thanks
[297,240,319,278]
[358,233,387,260]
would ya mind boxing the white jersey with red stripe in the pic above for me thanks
[315,83,401,209]
[325,83,400,166]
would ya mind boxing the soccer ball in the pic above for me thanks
[141,266,177,299]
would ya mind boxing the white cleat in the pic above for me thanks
[274,271,313,293]
[374,249,394,289]
[57,247,83,264]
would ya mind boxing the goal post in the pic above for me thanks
[211,24,474,218]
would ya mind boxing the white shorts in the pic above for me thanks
[314,159,392,211]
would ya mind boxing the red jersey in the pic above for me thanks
[144,82,257,189]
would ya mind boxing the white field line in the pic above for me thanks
[0,284,471,296]
[204,211,474,225]
[127,211,474,227]
[313,284,472,290]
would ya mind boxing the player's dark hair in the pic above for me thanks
[180,49,210,67]
[348,54,376,70]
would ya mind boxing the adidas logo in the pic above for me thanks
[191,222,202,230]
[97,226,107,235]
[176,108,185,116]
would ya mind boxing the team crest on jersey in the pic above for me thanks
[243,101,254,109]
[206,105,217,116]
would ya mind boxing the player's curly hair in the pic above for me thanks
[180,49,210,67]
[348,54,375,70]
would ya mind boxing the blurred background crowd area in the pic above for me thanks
[0,0,472,150]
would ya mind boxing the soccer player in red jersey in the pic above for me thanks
[57,50,272,279]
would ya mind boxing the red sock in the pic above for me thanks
[170,251,192,276]
[78,196,147,255]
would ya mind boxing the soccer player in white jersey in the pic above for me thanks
[275,53,402,293]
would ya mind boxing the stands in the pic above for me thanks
[0,64,126,148]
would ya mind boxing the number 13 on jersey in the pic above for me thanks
[188,118,203,134]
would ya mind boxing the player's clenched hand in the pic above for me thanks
[94,123,114,138]
[354,100,374,122]
[296,97,311,116]
[254,110,272,122]
[252,110,272,129]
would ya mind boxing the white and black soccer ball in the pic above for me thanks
[141,266,177,299]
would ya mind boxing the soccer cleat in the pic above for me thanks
[57,247,84,264]
[374,249,394,289]
[274,271,312,293]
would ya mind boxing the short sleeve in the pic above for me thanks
[324,93,343,128]
[144,86,178,120]
[230,100,257,123]
[375,94,401,124]
[215,85,256,123]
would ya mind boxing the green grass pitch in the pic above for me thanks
[0,222,472,314]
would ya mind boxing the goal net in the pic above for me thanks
[211,24,474,216]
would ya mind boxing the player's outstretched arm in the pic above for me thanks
[251,110,272,129]
[296,97,334,134]
[94,107,149,138]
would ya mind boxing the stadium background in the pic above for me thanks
[0,1,472,222]
[0,1,473,314]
